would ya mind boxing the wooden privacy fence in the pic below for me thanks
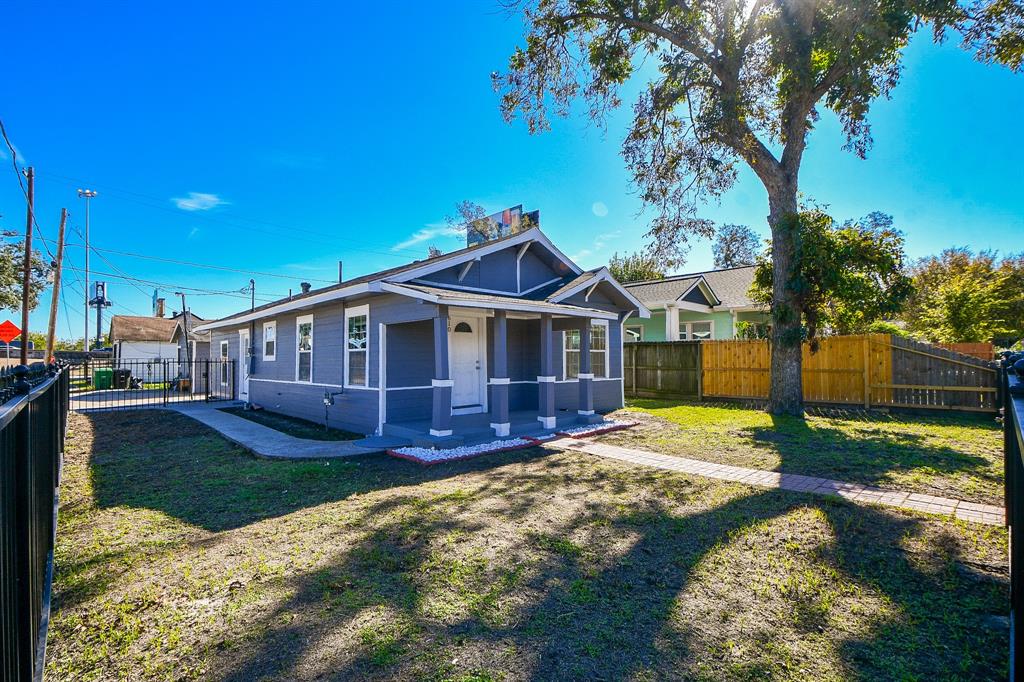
[936,342,996,361]
[625,334,999,412]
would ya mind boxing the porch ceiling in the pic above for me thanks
[380,282,620,320]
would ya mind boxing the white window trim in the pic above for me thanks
[678,318,714,341]
[562,320,609,380]
[344,304,369,388]
[295,314,314,383]
[262,320,277,361]
[625,325,644,342]
[219,340,229,386]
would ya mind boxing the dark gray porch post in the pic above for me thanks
[489,309,510,436]
[577,318,594,419]
[431,305,453,436]
[537,313,556,429]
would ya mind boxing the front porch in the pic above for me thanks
[382,303,621,447]
[383,408,590,448]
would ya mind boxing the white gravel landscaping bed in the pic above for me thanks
[387,437,537,465]
[555,421,638,438]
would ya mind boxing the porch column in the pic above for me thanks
[431,305,453,437]
[489,310,510,436]
[577,318,594,419]
[537,313,556,429]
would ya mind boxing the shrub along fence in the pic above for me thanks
[624,334,999,412]
[0,363,70,682]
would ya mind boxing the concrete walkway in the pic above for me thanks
[170,404,382,459]
[551,438,1005,526]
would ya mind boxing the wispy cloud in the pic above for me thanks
[591,201,609,217]
[392,222,464,252]
[187,227,200,239]
[172,192,227,211]
[571,230,620,263]
[0,143,27,164]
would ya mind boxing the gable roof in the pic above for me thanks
[625,265,759,309]
[170,311,211,343]
[109,315,178,343]
[546,267,650,316]
[195,227,608,332]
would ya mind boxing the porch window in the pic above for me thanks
[679,320,713,340]
[263,321,276,361]
[219,340,229,386]
[625,325,643,342]
[564,321,608,379]
[345,305,369,387]
[296,314,313,382]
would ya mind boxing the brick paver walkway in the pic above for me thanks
[551,438,1005,526]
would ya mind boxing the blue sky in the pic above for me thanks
[3,2,1022,340]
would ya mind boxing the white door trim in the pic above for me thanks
[238,329,250,401]
[448,314,488,415]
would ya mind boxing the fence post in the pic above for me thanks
[697,341,704,402]
[862,335,871,410]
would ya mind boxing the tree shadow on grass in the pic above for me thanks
[743,413,1001,497]
[210,475,1007,681]
[80,410,564,533]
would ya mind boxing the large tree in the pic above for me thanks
[608,249,666,282]
[0,241,50,313]
[494,0,1019,414]
[900,247,1023,343]
[751,209,913,345]
[713,224,761,268]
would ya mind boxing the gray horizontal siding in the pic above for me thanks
[250,379,378,435]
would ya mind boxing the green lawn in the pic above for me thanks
[219,406,363,440]
[46,410,1008,681]
[603,400,1004,505]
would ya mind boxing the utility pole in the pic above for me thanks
[45,208,68,362]
[77,188,97,350]
[175,291,191,379]
[19,167,34,366]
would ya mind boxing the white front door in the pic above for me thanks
[449,316,485,413]
[238,330,250,401]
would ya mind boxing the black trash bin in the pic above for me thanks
[112,368,132,389]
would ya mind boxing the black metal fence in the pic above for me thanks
[1003,368,1024,678]
[0,363,70,682]
[66,358,235,410]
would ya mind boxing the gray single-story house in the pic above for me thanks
[192,226,649,445]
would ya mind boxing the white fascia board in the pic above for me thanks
[389,227,582,283]
[379,282,617,320]
[675,276,721,307]
[193,282,377,332]
[548,267,651,318]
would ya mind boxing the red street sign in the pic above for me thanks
[0,320,22,344]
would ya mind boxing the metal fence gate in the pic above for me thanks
[67,358,236,410]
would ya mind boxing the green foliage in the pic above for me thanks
[0,241,51,313]
[713,225,762,269]
[607,249,665,283]
[751,211,913,346]
[864,321,912,338]
[734,321,771,340]
[900,248,1024,343]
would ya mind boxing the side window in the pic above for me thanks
[220,340,229,385]
[563,322,608,379]
[263,321,276,360]
[345,305,369,387]
[296,315,313,382]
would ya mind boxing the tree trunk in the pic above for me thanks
[766,182,804,416]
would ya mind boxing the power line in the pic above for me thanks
[34,169,437,261]
[0,117,57,262]
[64,264,287,302]
[21,231,338,284]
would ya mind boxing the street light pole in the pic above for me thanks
[77,189,97,350]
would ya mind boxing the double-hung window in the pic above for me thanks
[296,315,313,382]
[263,321,276,361]
[345,305,369,387]
[219,340,229,385]
[563,321,608,379]
[679,319,713,340]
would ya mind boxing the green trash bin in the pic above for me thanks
[93,368,113,390]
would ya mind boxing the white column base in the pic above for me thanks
[578,409,595,416]
[429,429,453,437]
[490,422,510,437]
[537,416,556,429]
